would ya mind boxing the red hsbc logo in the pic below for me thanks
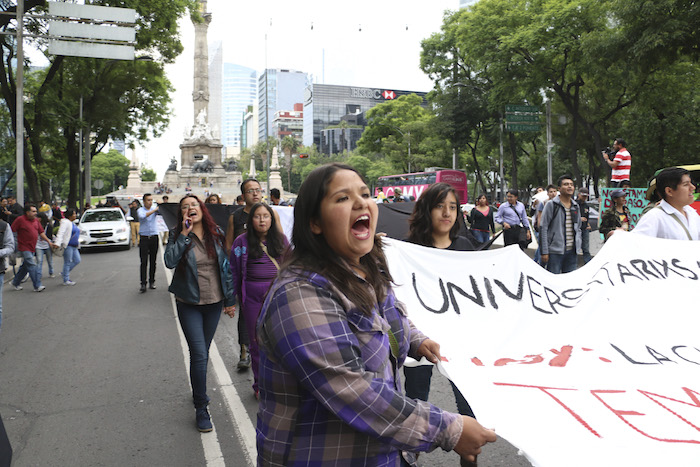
[383,90,396,100]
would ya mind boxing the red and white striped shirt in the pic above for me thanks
[612,148,631,182]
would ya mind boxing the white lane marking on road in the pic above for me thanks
[159,235,255,466]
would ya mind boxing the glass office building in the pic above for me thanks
[303,84,427,150]
[258,69,310,142]
[222,63,257,149]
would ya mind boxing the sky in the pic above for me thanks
[75,0,460,179]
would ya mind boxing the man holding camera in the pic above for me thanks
[602,138,631,188]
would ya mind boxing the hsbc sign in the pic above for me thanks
[350,87,397,100]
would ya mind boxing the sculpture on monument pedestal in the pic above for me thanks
[224,158,239,172]
[167,158,178,171]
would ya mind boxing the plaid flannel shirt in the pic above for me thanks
[256,268,462,466]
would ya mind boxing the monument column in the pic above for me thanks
[192,0,211,125]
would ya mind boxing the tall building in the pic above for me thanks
[258,69,309,142]
[221,63,257,149]
[208,41,223,138]
[240,104,258,150]
[303,84,427,151]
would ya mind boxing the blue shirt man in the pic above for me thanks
[137,194,160,292]
[494,190,531,249]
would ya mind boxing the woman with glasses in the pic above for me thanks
[164,194,236,433]
[229,202,288,399]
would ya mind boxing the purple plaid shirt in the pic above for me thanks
[256,268,463,466]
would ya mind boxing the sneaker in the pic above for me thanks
[48,274,56,278]
[148,283,156,290]
[237,347,251,370]
[13,284,23,291]
[63,280,76,286]
[195,407,213,433]
[34,286,46,292]
[139,284,147,293]
[21,276,29,283]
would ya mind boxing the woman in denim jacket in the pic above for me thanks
[164,194,235,433]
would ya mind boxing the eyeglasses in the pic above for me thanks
[245,188,262,194]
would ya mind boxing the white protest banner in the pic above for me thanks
[383,232,700,467]
[600,188,649,227]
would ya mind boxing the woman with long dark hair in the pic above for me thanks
[164,194,235,433]
[405,182,477,424]
[229,202,288,398]
[467,194,495,245]
[256,164,495,466]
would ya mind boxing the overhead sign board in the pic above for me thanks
[48,2,136,61]
[506,123,542,132]
[505,114,541,123]
[505,104,540,113]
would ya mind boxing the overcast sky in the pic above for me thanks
[35,1,457,178]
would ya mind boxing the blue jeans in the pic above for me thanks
[471,230,489,245]
[404,365,475,417]
[12,251,40,289]
[580,228,592,263]
[177,301,222,408]
[36,247,54,280]
[546,249,578,274]
[62,246,81,282]
[533,231,542,265]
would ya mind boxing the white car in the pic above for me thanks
[78,207,131,249]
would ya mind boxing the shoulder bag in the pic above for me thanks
[509,204,531,248]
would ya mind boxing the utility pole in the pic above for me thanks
[546,100,553,185]
[499,117,505,202]
[15,0,24,204]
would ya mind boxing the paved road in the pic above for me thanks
[0,241,539,466]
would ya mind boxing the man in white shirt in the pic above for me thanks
[633,167,700,240]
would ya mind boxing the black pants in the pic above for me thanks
[139,235,159,285]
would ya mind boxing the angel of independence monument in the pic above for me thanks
[163,0,241,190]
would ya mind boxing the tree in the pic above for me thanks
[357,94,434,173]
[92,149,130,193]
[0,0,199,206]
[140,167,156,182]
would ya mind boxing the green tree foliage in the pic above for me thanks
[140,167,157,182]
[91,149,130,192]
[419,0,700,198]
[0,0,198,206]
[357,94,452,173]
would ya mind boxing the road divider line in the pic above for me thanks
[159,235,255,466]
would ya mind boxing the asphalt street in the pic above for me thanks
[0,240,536,467]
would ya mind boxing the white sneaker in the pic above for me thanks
[48,274,56,278]
[34,286,46,292]
[13,284,23,291]
[63,280,76,286]
[21,276,29,283]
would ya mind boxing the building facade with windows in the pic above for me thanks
[272,103,303,144]
[302,84,427,151]
[258,69,309,142]
[222,63,257,149]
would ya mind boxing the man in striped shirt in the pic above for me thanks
[602,138,631,187]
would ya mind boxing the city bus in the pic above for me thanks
[375,169,468,203]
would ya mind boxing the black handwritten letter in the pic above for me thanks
[412,273,449,314]
[447,276,485,313]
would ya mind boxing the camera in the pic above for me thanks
[603,147,616,160]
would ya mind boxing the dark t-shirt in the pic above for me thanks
[576,199,590,229]
[447,236,476,252]
[232,209,248,240]
[406,235,476,252]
